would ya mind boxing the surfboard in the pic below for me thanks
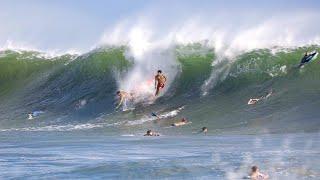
[300,51,318,65]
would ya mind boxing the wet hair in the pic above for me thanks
[202,127,207,131]
[146,130,152,134]
[116,91,120,94]
[181,118,186,122]
[251,166,258,172]
[157,70,162,73]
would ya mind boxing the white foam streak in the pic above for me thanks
[125,106,183,126]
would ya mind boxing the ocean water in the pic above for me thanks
[1,45,320,179]
[0,132,319,179]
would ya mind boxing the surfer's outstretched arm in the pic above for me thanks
[115,96,124,109]
[154,76,157,90]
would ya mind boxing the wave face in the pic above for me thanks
[0,45,319,134]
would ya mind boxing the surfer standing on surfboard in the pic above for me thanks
[299,50,318,67]
[155,70,167,96]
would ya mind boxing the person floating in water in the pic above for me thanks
[201,127,208,134]
[248,89,273,105]
[154,70,167,96]
[171,118,188,127]
[144,130,160,136]
[249,166,269,180]
[115,90,134,110]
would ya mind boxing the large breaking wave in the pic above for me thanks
[0,43,319,134]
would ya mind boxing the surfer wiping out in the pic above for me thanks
[115,90,134,110]
[248,89,273,105]
[154,70,167,96]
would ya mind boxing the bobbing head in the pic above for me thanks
[251,166,258,173]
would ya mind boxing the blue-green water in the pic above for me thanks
[0,132,319,179]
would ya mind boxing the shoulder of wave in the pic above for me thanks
[0,47,82,61]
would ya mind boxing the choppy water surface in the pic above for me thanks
[0,132,319,179]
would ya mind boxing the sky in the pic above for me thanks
[0,0,319,53]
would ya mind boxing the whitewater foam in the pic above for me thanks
[0,40,81,59]
[99,11,320,96]
[125,106,184,126]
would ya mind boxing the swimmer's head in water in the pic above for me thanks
[181,118,186,122]
[251,166,258,172]
[146,130,152,135]
[157,70,162,74]
[116,91,121,95]
[202,127,208,131]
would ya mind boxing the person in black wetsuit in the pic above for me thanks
[299,51,317,67]
[301,51,309,63]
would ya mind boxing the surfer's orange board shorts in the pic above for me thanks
[157,83,165,89]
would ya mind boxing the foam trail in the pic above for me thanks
[125,106,184,126]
